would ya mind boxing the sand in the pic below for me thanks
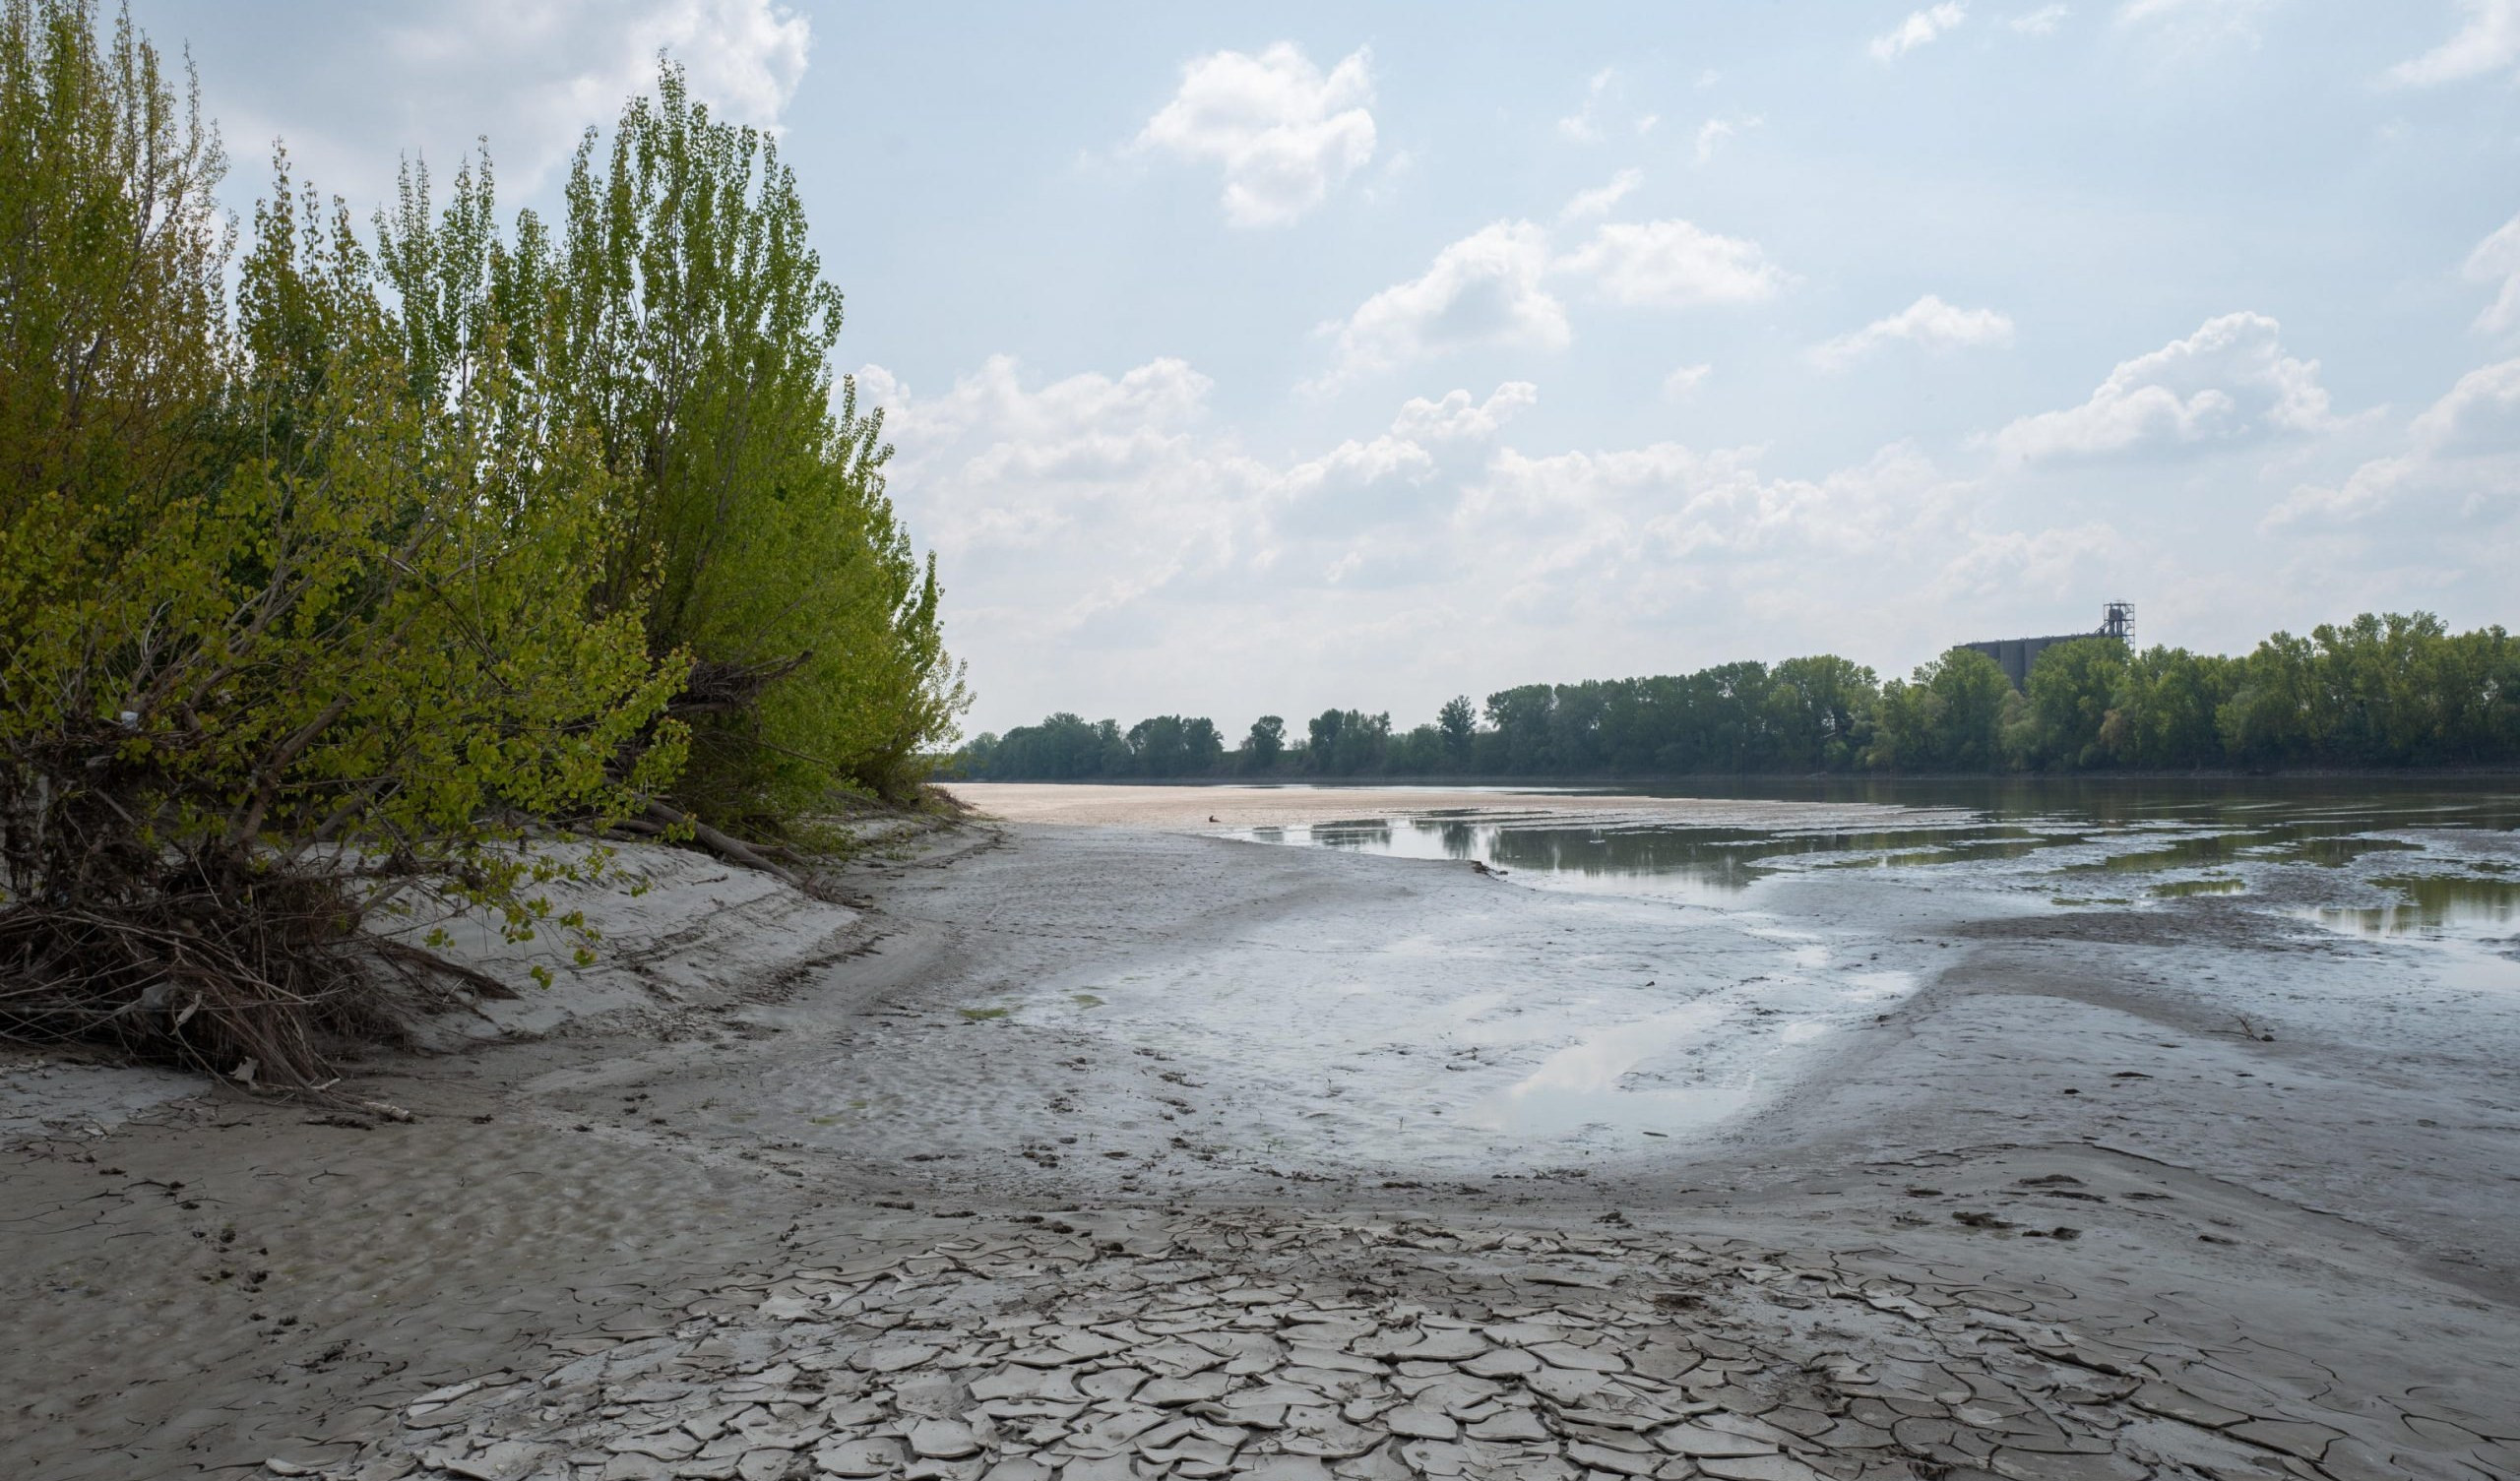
[1,785,2513,1480]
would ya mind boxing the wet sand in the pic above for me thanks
[2,785,2515,1479]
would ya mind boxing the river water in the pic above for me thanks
[1212,780,2520,1149]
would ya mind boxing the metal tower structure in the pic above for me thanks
[2100,600,2134,646]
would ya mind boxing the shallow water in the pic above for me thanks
[1224,779,2520,1152]
[1241,780,2520,906]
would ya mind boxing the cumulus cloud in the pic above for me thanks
[1871,4,1969,61]
[1557,169,1643,223]
[1392,383,1542,442]
[1134,43,1376,227]
[2268,358,2520,525]
[867,349,2142,731]
[391,0,808,132]
[1555,68,1660,143]
[1556,219,1788,309]
[2009,5,2073,32]
[2464,211,2520,332]
[1988,312,2331,462]
[2385,0,2520,87]
[858,355,1233,551]
[1934,522,2123,599]
[1316,213,1783,383]
[1315,221,1569,385]
[204,0,810,198]
[1457,440,1988,626]
[1810,294,2016,371]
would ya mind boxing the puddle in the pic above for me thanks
[2309,874,2520,937]
[2153,877,2247,898]
[1253,815,2070,900]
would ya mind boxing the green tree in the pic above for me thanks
[1765,655,1877,771]
[2104,648,2237,768]
[0,1,681,1083]
[2025,637,2129,769]
[1437,695,1476,769]
[1867,649,2008,771]
[1241,714,1286,774]
[373,65,964,820]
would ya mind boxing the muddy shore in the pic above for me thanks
[3,785,2514,1480]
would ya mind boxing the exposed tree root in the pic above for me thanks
[0,851,503,1091]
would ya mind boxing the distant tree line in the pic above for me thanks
[957,613,2520,780]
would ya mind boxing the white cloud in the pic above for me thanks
[1392,383,1542,442]
[1557,168,1643,223]
[1316,221,1569,384]
[868,350,2310,733]
[1871,4,1969,61]
[2385,0,2520,87]
[2268,358,2520,525]
[1317,212,1784,381]
[1556,219,1789,309]
[1134,43,1376,227]
[220,0,811,197]
[1934,522,2123,599]
[2462,212,2520,334]
[1662,364,1714,401]
[1810,294,2016,371]
[1989,312,2332,461]
[1555,68,1658,143]
[861,355,1226,547]
[2411,355,2520,454]
[2009,5,2072,33]
[1693,115,1761,165]
[2113,0,2279,54]
[392,0,810,132]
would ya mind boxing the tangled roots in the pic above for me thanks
[0,852,510,1089]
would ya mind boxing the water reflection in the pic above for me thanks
[1233,781,2520,908]
[2313,875,2520,936]
[2152,877,2247,898]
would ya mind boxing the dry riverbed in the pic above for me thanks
[2,783,2514,1480]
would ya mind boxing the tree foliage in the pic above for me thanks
[961,613,2520,781]
[0,3,956,1083]
[372,66,964,819]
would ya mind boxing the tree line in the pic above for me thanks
[0,1,962,1083]
[960,613,2520,780]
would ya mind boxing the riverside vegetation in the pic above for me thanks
[961,612,2520,781]
[0,1,963,1085]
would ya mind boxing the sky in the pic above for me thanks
[130,0,2520,738]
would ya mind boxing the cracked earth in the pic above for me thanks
[6,791,2517,1480]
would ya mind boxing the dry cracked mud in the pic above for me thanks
[7,795,2517,1481]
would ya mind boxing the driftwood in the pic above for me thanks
[640,799,812,893]
[0,851,489,1089]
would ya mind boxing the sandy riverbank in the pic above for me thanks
[2,787,2513,1479]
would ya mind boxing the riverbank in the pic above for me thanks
[3,787,2513,1479]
